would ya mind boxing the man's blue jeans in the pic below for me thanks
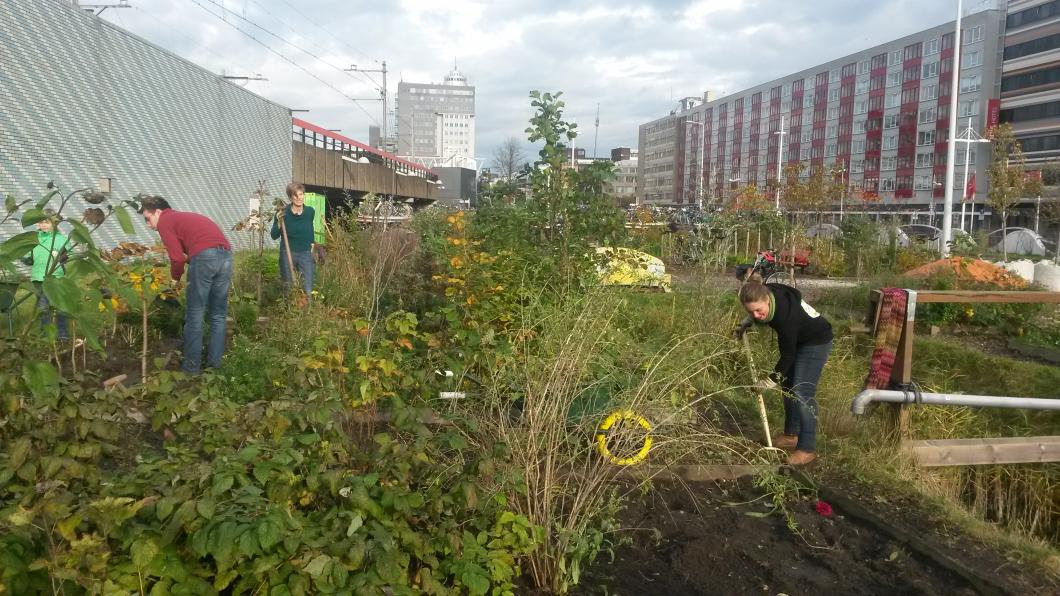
[781,341,832,453]
[279,250,314,297]
[183,248,232,373]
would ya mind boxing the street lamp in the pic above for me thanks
[773,115,787,212]
[954,116,991,233]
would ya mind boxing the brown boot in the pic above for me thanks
[787,450,817,466]
[772,434,798,450]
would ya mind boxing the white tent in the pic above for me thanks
[806,223,841,239]
[991,228,1048,256]
[881,227,911,248]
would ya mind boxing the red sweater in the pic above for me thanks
[155,210,230,280]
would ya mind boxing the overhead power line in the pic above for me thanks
[242,0,382,90]
[185,0,380,125]
[198,0,381,97]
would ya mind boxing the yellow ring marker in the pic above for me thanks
[595,409,652,466]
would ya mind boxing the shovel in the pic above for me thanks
[740,332,777,450]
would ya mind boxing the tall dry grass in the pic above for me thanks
[455,289,767,593]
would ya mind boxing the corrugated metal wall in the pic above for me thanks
[0,0,291,250]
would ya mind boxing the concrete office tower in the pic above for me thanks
[1002,0,1060,164]
[638,7,1004,210]
[396,67,476,170]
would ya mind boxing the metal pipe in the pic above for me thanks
[851,388,1060,416]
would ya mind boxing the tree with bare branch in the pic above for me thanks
[492,136,527,181]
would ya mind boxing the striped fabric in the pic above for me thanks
[864,288,908,390]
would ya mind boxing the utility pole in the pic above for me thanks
[75,0,131,16]
[346,61,388,148]
[941,0,962,257]
[773,114,787,212]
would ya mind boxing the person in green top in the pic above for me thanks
[22,211,70,339]
[271,182,316,298]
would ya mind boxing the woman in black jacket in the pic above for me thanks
[737,281,833,465]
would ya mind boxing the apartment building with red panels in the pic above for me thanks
[637,7,1005,211]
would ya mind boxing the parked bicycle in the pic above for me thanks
[734,249,795,285]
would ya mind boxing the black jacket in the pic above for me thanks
[761,283,832,381]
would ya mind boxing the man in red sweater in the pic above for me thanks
[140,196,232,374]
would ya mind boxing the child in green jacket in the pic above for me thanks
[23,215,70,339]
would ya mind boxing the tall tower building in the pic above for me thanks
[396,67,476,169]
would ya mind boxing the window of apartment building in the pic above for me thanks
[959,74,981,93]
[882,155,897,170]
[922,84,938,101]
[800,147,811,160]
[902,88,919,104]
[852,159,865,173]
[962,50,983,69]
[857,59,870,75]
[853,139,867,153]
[914,175,933,190]
[830,69,840,83]
[918,106,937,123]
[855,100,868,115]
[883,135,898,150]
[828,105,840,119]
[904,66,920,83]
[922,61,939,79]
[964,24,984,44]
[884,114,899,129]
[826,143,837,157]
[956,148,977,165]
[887,71,901,87]
[925,37,939,55]
[904,42,922,60]
[854,119,867,134]
[871,53,888,70]
[870,74,886,91]
[804,95,814,108]
[843,62,857,78]
[889,50,902,66]
[802,130,812,143]
[829,88,841,102]
[940,80,952,97]
[958,98,980,117]
[856,79,870,95]
[869,96,885,111]
[915,152,934,168]
[942,31,955,51]
[917,129,936,145]
[880,177,896,191]
[886,93,900,108]
[826,124,838,138]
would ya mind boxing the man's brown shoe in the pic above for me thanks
[787,450,817,465]
[772,434,798,450]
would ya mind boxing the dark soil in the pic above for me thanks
[577,475,1057,596]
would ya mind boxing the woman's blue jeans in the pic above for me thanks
[781,341,832,453]
[279,250,314,297]
[183,248,232,373]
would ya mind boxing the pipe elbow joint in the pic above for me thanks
[851,390,876,416]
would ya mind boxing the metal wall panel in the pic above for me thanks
[0,0,292,251]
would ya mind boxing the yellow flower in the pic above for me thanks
[449,256,463,269]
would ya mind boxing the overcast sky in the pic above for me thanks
[101,0,993,167]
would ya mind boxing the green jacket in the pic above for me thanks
[26,231,69,281]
